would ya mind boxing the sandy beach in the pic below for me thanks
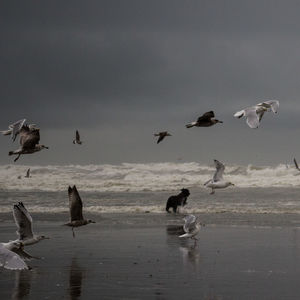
[1,213,300,299]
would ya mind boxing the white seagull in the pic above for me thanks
[1,119,26,141]
[204,159,234,194]
[179,215,201,242]
[234,100,279,128]
[0,243,28,270]
[13,202,49,246]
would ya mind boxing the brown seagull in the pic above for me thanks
[154,131,172,144]
[186,111,223,128]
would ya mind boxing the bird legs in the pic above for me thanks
[14,154,21,162]
[210,189,215,195]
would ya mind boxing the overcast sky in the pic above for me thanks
[1,0,300,165]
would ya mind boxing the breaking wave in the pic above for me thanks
[0,162,299,192]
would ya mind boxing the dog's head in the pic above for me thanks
[181,188,190,197]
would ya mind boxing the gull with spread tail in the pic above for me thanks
[186,111,223,128]
[204,159,234,194]
[73,130,82,145]
[234,100,279,128]
[154,131,172,144]
[0,243,28,270]
[179,215,202,245]
[65,186,95,238]
[1,119,49,162]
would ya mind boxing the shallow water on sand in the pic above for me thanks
[1,219,300,300]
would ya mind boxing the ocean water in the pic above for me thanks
[0,163,300,226]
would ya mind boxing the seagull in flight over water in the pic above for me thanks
[154,131,172,144]
[234,100,279,128]
[64,186,95,238]
[73,130,82,145]
[204,159,234,194]
[186,111,223,128]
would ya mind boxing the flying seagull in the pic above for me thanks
[179,215,202,244]
[186,111,223,128]
[13,202,49,246]
[234,100,279,129]
[25,168,31,178]
[204,159,234,194]
[2,120,49,162]
[73,130,82,145]
[154,131,172,144]
[0,243,28,270]
[65,186,95,238]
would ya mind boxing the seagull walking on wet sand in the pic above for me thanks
[204,159,234,194]
[154,131,172,144]
[234,100,279,129]
[73,130,82,145]
[13,202,49,246]
[64,186,95,238]
[186,111,223,128]
[179,215,202,245]
[2,119,49,162]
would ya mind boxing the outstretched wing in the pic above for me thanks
[13,202,34,240]
[11,119,26,142]
[244,108,260,128]
[197,111,215,122]
[294,158,300,171]
[213,159,225,182]
[258,100,279,113]
[157,135,165,144]
[0,244,28,270]
[19,127,40,149]
[76,130,80,141]
[183,215,197,233]
[68,186,84,221]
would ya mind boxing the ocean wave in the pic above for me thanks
[0,162,299,192]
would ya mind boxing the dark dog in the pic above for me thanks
[166,188,190,213]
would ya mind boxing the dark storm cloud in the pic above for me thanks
[1,0,300,163]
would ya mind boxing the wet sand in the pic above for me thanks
[1,214,300,299]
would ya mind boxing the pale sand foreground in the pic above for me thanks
[0,214,300,299]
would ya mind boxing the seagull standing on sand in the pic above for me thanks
[73,130,82,145]
[179,215,202,244]
[13,202,49,246]
[186,111,223,128]
[204,160,234,194]
[1,119,49,162]
[0,243,28,270]
[234,100,279,128]
[64,186,95,238]
[154,131,172,144]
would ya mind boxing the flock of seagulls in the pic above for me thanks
[0,100,282,268]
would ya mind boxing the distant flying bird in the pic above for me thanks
[154,131,172,144]
[179,215,201,243]
[234,100,279,129]
[64,186,95,238]
[73,130,82,145]
[13,202,49,246]
[25,168,31,178]
[186,111,223,128]
[2,119,49,162]
[0,243,28,270]
[204,159,234,194]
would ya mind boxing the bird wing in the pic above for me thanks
[294,158,300,170]
[183,215,197,233]
[257,100,279,113]
[213,159,225,182]
[19,127,40,149]
[197,111,215,122]
[0,244,28,270]
[13,202,34,240]
[68,186,84,221]
[10,119,26,142]
[244,108,260,128]
[76,130,80,141]
[157,135,165,144]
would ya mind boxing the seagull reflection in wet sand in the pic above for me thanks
[11,269,33,300]
[68,258,84,300]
